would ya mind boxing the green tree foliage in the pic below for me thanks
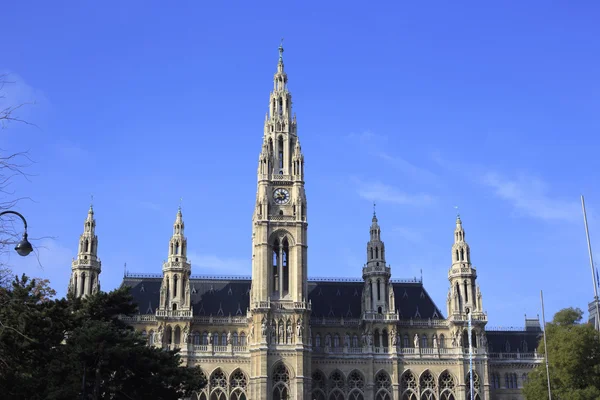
[523,307,600,400]
[0,275,206,400]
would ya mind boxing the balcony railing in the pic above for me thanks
[488,352,543,360]
[156,309,193,318]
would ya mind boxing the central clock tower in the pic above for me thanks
[251,43,308,305]
[249,43,310,400]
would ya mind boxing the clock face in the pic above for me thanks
[273,188,290,205]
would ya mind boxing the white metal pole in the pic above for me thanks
[468,310,474,400]
[581,196,600,332]
[541,290,552,400]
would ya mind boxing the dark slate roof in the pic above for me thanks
[122,274,444,320]
[486,324,543,353]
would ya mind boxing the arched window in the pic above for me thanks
[333,334,340,348]
[193,331,201,345]
[465,371,480,400]
[232,332,238,346]
[522,340,528,352]
[421,334,428,348]
[240,332,246,346]
[315,334,321,347]
[272,239,279,293]
[148,330,154,346]
[209,368,227,400]
[221,332,227,346]
[81,273,86,296]
[173,275,178,297]
[312,370,326,400]
[371,247,374,259]
[375,371,392,400]
[278,136,284,169]
[403,334,409,348]
[352,335,358,348]
[202,332,208,345]
[439,371,456,400]
[377,279,381,301]
[230,369,248,400]
[439,334,445,348]
[375,247,379,258]
[400,370,418,399]
[272,363,290,400]
[420,370,437,400]
[347,370,364,399]
[464,280,468,303]
[282,238,289,295]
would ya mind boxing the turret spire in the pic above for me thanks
[69,204,101,298]
[158,207,192,317]
[362,211,394,316]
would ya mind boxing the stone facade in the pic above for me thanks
[68,45,544,400]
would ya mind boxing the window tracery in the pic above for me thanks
[272,363,290,400]
[375,371,392,400]
[439,370,456,400]
[347,370,364,390]
[328,370,346,391]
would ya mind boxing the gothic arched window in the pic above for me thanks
[272,363,290,400]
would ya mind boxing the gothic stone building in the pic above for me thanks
[68,45,544,400]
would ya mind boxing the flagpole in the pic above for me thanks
[581,195,600,332]
[540,290,552,400]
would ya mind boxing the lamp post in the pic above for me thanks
[0,210,33,257]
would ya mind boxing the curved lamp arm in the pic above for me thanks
[0,210,33,256]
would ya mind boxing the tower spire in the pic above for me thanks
[447,215,485,321]
[69,204,101,298]
[362,211,394,316]
[158,207,192,316]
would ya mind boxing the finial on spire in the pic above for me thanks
[278,38,284,61]
[179,197,183,211]
[454,205,460,218]
[373,202,377,217]
[124,262,127,277]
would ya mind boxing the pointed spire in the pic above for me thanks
[278,38,284,62]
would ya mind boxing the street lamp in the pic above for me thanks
[0,210,33,257]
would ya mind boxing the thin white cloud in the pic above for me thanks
[187,251,250,276]
[0,71,46,125]
[346,131,388,146]
[376,152,440,185]
[355,180,435,206]
[482,172,580,223]
[390,226,425,243]
[432,153,581,224]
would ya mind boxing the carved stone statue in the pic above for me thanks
[451,331,457,347]
[296,319,303,338]
[227,331,232,345]
[366,330,373,346]
[208,333,213,345]
[287,323,293,342]
[278,324,284,343]
[414,333,420,348]
[156,324,164,345]
[432,335,438,349]
[261,318,268,337]
[391,330,398,346]
[361,331,367,346]
[182,325,189,344]
[480,332,487,348]
[249,321,254,340]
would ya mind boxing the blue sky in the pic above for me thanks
[2,1,600,328]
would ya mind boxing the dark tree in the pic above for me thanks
[0,278,206,400]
